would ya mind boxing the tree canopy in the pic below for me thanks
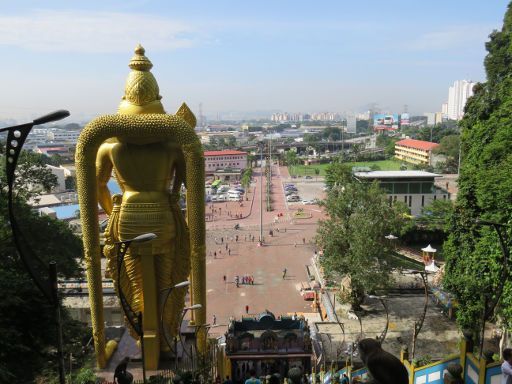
[0,149,86,382]
[316,162,406,308]
[443,3,512,334]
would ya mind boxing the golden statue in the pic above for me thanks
[76,44,206,369]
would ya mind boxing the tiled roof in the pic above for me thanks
[395,139,439,151]
[204,150,248,156]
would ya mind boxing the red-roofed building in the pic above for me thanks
[204,150,248,180]
[394,139,439,165]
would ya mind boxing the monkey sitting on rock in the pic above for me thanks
[357,338,408,384]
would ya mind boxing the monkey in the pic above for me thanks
[358,338,408,384]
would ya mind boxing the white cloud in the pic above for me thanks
[406,25,493,51]
[0,10,198,53]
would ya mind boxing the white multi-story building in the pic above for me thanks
[446,80,476,121]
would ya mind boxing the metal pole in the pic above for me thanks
[49,262,66,384]
[139,312,147,384]
[260,144,263,243]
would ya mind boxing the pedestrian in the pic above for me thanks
[502,348,512,383]
[282,268,287,279]
[235,275,239,288]
[221,237,224,243]
[303,237,306,244]
[244,369,261,384]
[226,243,228,250]
[113,357,132,384]
[214,251,217,258]
[228,248,231,256]
[212,314,217,326]
[236,235,239,242]
[245,305,249,314]
[223,275,226,283]
[219,249,222,255]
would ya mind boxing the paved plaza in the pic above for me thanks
[204,165,326,336]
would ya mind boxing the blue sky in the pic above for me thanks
[0,0,509,121]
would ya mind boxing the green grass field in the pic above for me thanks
[288,159,403,176]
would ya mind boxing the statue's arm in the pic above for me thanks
[96,143,114,215]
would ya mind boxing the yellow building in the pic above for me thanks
[394,138,439,165]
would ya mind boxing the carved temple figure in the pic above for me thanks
[76,45,206,369]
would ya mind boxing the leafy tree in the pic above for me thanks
[0,150,86,382]
[284,150,298,167]
[0,151,58,199]
[65,175,76,191]
[434,134,460,161]
[227,135,237,148]
[416,199,454,231]
[241,168,252,194]
[316,177,406,309]
[324,160,352,189]
[443,3,512,335]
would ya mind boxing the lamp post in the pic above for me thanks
[367,295,389,343]
[116,233,158,384]
[159,281,193,370]
[2,110,70,384]
[258,142,264,244]
[402,269,430,361]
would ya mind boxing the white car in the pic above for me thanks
[302,199,314,205]
[287,195,301,202]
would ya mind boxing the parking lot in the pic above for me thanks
[283,179,326,206]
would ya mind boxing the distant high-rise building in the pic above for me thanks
[446,80,476,120]
[345,112,357,133]
[441,102,448,116]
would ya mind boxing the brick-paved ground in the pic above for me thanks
[205,164,326,337]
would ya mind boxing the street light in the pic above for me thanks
[116,233,158,384]
[2,110,70,384]
[367,295,389,343]
[177,305,203,355]
[402,269,431,360]
[258,141,264,244]
[159,281,192,367]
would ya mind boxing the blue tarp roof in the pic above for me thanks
[51,180,122,220]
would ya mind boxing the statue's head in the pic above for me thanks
[118,44,165,115]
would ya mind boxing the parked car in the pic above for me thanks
[287,195,301,202]
[305,175,313,179]
[285,190,297,196]
[216,194,228,201]
[302,199,314,205]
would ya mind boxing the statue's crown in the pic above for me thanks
[118,44,165,114]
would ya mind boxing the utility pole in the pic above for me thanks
[259,143,264,244]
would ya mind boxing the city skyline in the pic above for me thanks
[0,0,509,121]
